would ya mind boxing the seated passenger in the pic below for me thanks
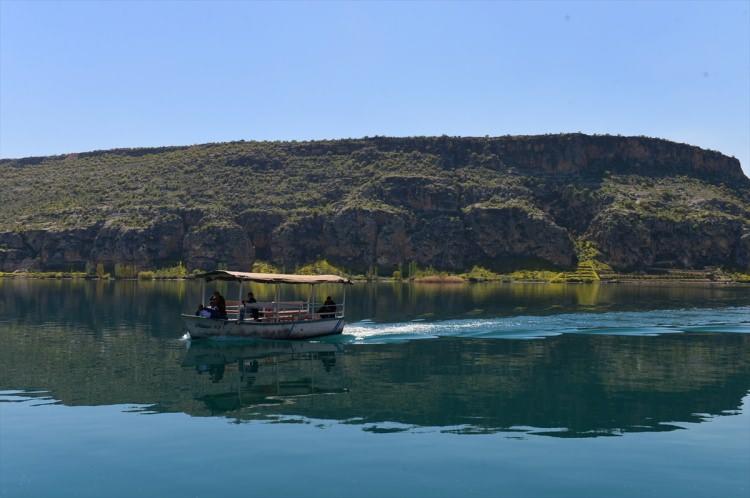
[195,304,212,318]
[317,296,336,319]
[242,292,260,321]
[210,291,227,319]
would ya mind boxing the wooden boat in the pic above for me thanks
[182,270,352,340]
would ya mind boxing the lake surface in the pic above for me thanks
[1,280,749,498]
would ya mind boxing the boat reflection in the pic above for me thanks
[181,340,347,414]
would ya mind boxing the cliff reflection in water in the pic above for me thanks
[2,320,749,437]
[178,335,750,436]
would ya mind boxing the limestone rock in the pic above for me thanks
[183,219,253,271]
[91,215,185,269]
[589,210,750,271]
[464,204,576,269]
[1,134,748,274]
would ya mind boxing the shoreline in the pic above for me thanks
[2,271,748,285]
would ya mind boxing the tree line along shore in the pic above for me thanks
[2,259,748,284]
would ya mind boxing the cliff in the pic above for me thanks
[1,133,748,274]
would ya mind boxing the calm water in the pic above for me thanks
[1,280,749,498]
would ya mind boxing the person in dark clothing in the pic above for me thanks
[210,291,227,319]
[242,292,260,321]
[318,296,336,319]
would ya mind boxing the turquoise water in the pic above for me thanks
[1,280,749,497]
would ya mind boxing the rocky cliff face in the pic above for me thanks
[1,134,748,273]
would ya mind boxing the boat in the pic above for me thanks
[182,270,353,340]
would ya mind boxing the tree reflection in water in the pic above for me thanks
[1,280,749,438]
[167,334,750,437]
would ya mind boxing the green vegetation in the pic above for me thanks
[509,270,562,282]
[0,271,88,279]
[250,260,281,273]
[137,264,188,280]
[153,263,189,279]
[1,135,748,276]
[407,265,448,279]
[462,266,503,282]
[552,261,600,283]
[574,239,601,262]
[296,259,348,276]
[398,263,465,282]
[1,136,744,233]
[599,175,750,223]
[114,263,139,279]
[1,266,749,283]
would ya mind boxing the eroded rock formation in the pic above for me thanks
[1,134,748,273]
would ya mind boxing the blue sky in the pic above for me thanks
[1,1,748,176]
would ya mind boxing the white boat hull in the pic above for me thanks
[183,315,345,340]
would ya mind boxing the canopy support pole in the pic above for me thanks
[201,279,206,306]
[238,280,243,321]
[342,285,346,318]
[308,284,313,315]
[274,284,280,322]
[311,284,316,318]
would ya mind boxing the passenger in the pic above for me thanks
[204,296,219,319]
[318,296,336,319]
[207,295,218,318]
[195,304,212,318]
[210,291,227,319]
[242,292,260,321]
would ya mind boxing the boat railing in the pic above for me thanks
[229,301,345,323]
[306,302,345,320]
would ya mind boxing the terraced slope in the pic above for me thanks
[1,134,748,274]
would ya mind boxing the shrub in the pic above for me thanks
[251,260,281,273]
[114,263,138,279]
[297,259,346,276]
[153,262,188,279]
[462,266,501,281]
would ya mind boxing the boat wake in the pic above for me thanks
[342,306,750,343]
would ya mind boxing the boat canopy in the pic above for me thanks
[193,270,353,285]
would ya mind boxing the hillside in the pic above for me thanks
[1,134,749,275]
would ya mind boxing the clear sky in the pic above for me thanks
[1,1,748,176]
